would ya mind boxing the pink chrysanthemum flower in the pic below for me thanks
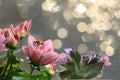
[16,20,32,39]
[22,35,59,66]
[0,29,9,52]
[3,25,20,49]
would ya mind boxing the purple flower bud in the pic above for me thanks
[55,53,69,64]
[88,53,100,65]
[55,48,75,65]
[64,48,75,55]
[83,55,89,62]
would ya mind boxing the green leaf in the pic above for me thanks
[75,51,81,65]
[59,55,82,79]
[69,51,81,67]
[13,49,22,55]
[0,65,4,73]
[0,57,3,65]
[67,62,103,79]
[69,51,81,76]
[80,62,103,79]
[12,71,29,76]
[61,61,75,70]
[59,61,79,79]
[11,55,20,64]
[59,70,71,79]
[12,75,51,80]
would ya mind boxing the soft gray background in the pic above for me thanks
[0,0,120,79]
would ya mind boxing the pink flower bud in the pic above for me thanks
[0,29,8,52]
[45,64,57,75]
[3,25,20,49]
[101,56,111,66]
[16,20,32,39]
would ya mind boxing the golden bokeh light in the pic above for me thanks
[86,9,94,18]
[91,23,104,31]
[63,9,73,21]
[77,22,87,32]
[76,3,86,14]
[86,5,99,17]
[89,0,96,3]
[102,12,110,22]
[68,0,78,6]
[42,1,48,11]
[105,35,115,45]
[95,23,105,31]
[115,10,120,19]
[94,12,110,22]
[103,22,112,31]
[105,46,115,56]
[57,28,68,38]
[104,0,117,8]
[53,39,62,49]
[41,0,60,13]
[78,43,88,54]
[117,28,120,36]
[40,0,120,57]
[86,24,95,34]
[100,41,110,51]
[72,9,83,18]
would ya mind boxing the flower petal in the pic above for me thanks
[55,53,69,64]
[37,52,58,66]
[22,46,31,57]
[28,35,36,46]
[40,39,54,53]
[42,52,59,65]
[0,44,8,52]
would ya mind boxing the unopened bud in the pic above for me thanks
[45,64,56,76]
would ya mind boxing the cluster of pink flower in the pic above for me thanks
[0,20,69,75]
[0,20,31,50]
[0,20,111,76]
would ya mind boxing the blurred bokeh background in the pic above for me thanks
[0,0,120,79]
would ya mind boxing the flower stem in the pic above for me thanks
[30,65,35,75]
[7,50,14,76]
[0,57,9,78]
[1,49,13,79]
